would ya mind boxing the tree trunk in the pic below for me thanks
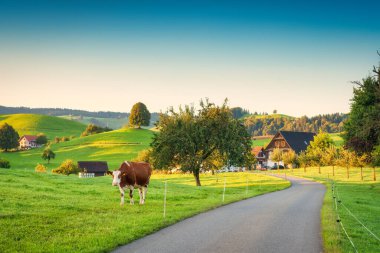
[318,166,321,174]
[346,167,349,179]
[332,166,335,176]
[193,170,201,186]
[374,167,377,181]
[360,167,363,181]
[48,158,50,164]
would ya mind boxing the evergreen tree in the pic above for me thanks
[0,123,19,151]
[344,55,380,155]
[129,102,151,128]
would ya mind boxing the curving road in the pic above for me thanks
[113,175,325,253]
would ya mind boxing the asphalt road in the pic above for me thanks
[113,175,325,253]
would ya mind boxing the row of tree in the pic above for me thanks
[244,113,347,136]
[269,131,375,180]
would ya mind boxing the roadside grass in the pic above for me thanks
[0,170,289,253]
[0,114,87,140]
[281,166,380,253]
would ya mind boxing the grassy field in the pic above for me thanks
[0,169,289,253]
[0,128,154,170]
[0,114,87,140]
[279,166,380,253]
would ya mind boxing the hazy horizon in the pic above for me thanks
[1,1,379,117]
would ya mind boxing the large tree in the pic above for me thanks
[344,55,380,155]
[0,123,19,151]
[306,130,334,174]
[129,102,151,128]
[151,100,253,186]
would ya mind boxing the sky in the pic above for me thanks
[0,0,379,116]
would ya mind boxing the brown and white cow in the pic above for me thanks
[107,161,152,205]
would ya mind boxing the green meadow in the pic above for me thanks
[0,114,87,140]
[0,114,291,252]
[0,170,289,253]
[280,166,380,253]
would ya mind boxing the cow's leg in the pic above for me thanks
[119,187,125,206]
[128,185,134,205]
[138,187,143,204]
[142,186,147,204]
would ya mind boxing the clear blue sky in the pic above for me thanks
[1,0,379,116]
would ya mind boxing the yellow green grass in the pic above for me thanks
[0,128,154,169]
[0,170,289,253]
[282,166,380,253]
[0,114,87,140]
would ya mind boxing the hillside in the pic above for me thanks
[0,114,87,139]
[0,128,154,169]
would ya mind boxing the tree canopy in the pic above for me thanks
[42,147,56,164]
[36,133,48,145]
[344,58,380,156]
[129,102,151,128]
[0,123,19,151]
[151,100,253,186]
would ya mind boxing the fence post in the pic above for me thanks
[245,177,248,197]
[163,180,167,219]
[222,177,226,203]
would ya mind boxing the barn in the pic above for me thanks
[77,161,109,176]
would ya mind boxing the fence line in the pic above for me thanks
[331,181,358,253]
[335,184,380,243]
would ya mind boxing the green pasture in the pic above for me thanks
[0,128,154,169]
[0,114,87,140]
[0,169,289,253]
[252,138,271,148]
[280,166,380,253]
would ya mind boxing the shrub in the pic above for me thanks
[0,158,10,168]
[61,136,69,142]
[52,159,79,175]
[35,163,47,173]
[54,137,60,143]
[36,133,48,145]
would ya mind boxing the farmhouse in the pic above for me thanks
[255,131,315,168]
[77,161,109,176]
[19,135,40,149]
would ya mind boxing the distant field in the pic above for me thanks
[0,114,86,140]
[0,169,289,252]
[0,128,154,169]
[282,166,380,253]
[59,115,129,130]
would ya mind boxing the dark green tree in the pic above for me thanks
[36,133,48,145]
[0,123,19,151]
[129,102,151,128]
[344,55,380,155]
[42,147,56,164]
[151,100,253,186]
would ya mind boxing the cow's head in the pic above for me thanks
[107,170,122,186]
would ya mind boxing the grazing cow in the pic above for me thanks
[107,161,152,205]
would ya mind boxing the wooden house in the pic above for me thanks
[77,161,109,177]
[251,146,267,169]
[263,131,315,168]
[19,135,40,149]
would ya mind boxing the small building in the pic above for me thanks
[262,131,316,168]
[19,135,40,149]
[77,161,109,177]
[251,146,266,169]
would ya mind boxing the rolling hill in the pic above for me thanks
[0,114,87,139]
[0,128,154,169]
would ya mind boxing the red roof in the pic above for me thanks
[251,146,264,156]
[20,135,38,142]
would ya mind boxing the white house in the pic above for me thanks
[19,135,39,149]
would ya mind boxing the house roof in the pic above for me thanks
[251,146,264,156]
[19,135,38,142]
[77,161,108,172]
[278,131,316,154]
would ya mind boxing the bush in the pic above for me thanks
[0,158,10,168]
[61,136,69,142]
[52,159,79,175]
[35,163,47,173]
[36,133,48,145]
[54,137,60,143]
